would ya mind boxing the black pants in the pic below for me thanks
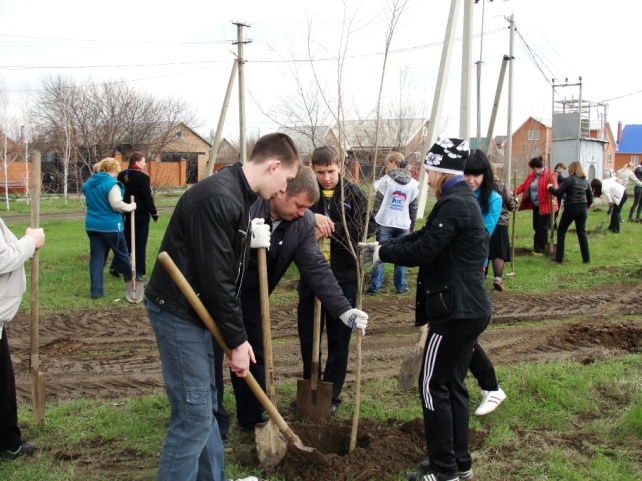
[532,205,551,253]
[468,341,498,392]
[629,187,642,220]
[297,280,356,404]
[556,203,589,262]
[608,193,626,233]
[0,331,22,452]
[212,289,266,433]
[420,316,490,476]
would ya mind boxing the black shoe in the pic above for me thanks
[366,288,378,294]
[109,269,120,278]
[288,400,297,412]
[0,442,37,461]
[406,461,459,481]
[221,434,233,454]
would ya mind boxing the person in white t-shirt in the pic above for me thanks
[367,152,419,294]
[591,177,626,233]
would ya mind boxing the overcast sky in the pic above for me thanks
[1,0,638,144]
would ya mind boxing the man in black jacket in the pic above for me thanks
[144,133,301,481]
[297,146,374,415]
[213,166,368,443]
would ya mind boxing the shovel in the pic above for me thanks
[254,247,287,467]
[157,251,329,468]
[296,241,333,420]
[397,325,428,391]
[296,295,333,420]
[126,196,144,303]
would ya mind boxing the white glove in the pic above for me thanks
[359,241,381,269]
[250,218,270,249]
[339,308,368,331]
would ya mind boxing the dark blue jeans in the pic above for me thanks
[87,230,131,298]
[111,219,150,279]
[369,226,409,293]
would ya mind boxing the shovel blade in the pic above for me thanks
[397,351,423,391]
[125,282,145,304]
[255,420,288,468]
[296,378,333,421]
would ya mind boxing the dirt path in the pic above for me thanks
[9,283,642,403]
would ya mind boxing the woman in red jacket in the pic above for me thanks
[515,156,558,254]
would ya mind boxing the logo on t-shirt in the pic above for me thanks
[390,190,408,211]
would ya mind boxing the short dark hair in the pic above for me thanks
[528,156,544,169]
[310,146,339,167]
[250,133,301,168]
[285,166,320,204]
[554,162,566,171]
[464,149,495,213]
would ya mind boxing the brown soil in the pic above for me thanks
[8,283,642,480]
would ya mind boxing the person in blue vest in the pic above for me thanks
[82,157,136,299]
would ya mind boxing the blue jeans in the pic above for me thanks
[368,226,409,293]
[87,230,131,298]
[147,300,228,481]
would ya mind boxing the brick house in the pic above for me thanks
[615,123,642,171]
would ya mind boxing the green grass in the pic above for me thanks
[2,355,640,480]
[2,190,642,480]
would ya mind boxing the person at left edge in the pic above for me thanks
[0,219,45,461]
[213,166,369,438]
[144,133,300,481]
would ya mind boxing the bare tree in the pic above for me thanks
[32,75,199,202]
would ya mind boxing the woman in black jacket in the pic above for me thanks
[547,160,593,263]
[109,152,158,280]
[367,138,492,481]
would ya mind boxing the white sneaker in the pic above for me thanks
[475,388,506,416]
[235,477,258,481]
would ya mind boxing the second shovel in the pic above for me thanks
[296,242,333,420]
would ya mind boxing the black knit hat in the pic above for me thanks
[423,138,470,175]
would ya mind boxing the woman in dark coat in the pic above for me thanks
[109,152,158,280]
[547,160,593,263]
[364,138,492,481]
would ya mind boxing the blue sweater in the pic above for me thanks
[82,173,126,232]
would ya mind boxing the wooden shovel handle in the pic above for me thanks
[258,248,276,404]
[157,252,298,441]
[311,238,324,391]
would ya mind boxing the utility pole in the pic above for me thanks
[206,60,238,176]
[485,55,510,157]
[475,0,486,149]
[233,22,251,164]
[505,14,515,186]
[417,0,463,218]
[460,0,473,141]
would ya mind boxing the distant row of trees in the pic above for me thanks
[1,75,199,205]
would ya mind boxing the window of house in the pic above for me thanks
[632,156,640,164]
[607,153,612,165]
[528,130,539,141]
[175,130,184,139]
